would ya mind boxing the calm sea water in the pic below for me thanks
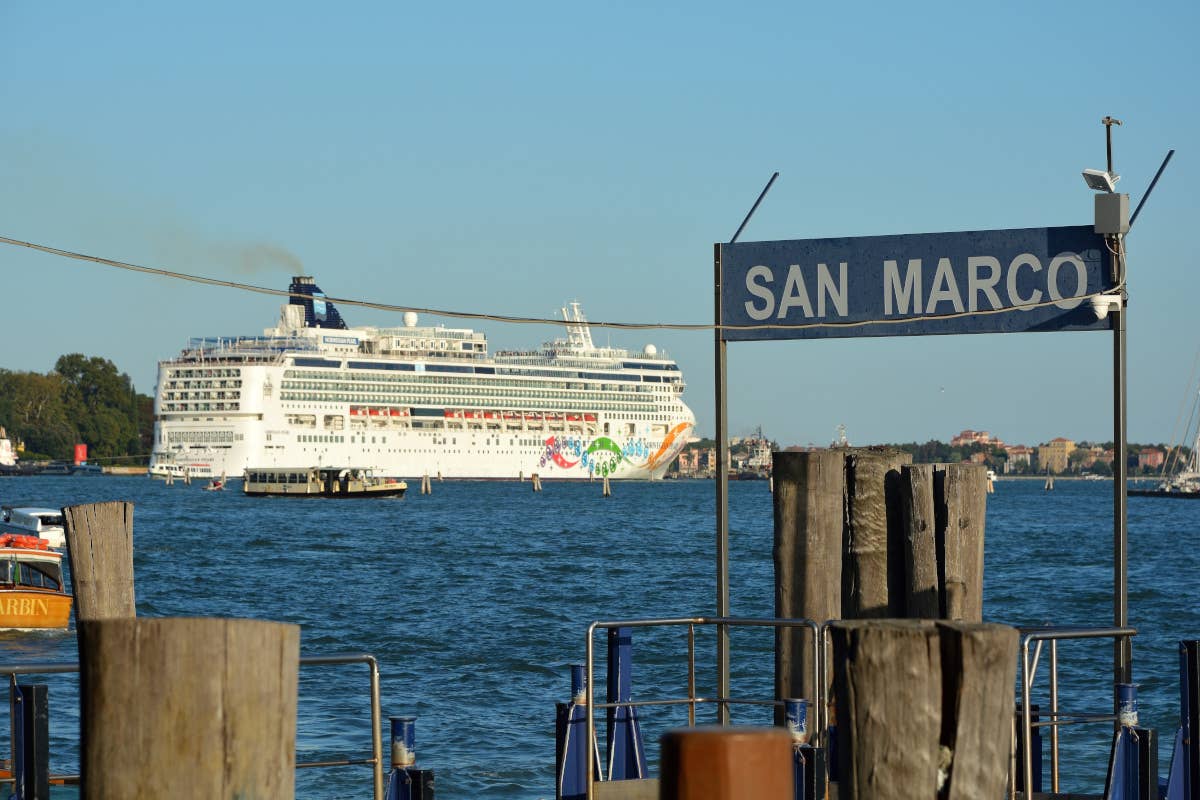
[0,475,1195,797]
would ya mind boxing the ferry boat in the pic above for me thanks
[0,507,67,549]
[0,535,72,630]
[148,277,695,481]
[243,467,407,498]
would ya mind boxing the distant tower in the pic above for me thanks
[834,424,849,448]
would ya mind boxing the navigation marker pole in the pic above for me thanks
[715,171,778,724]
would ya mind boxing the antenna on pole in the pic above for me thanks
[1102,115,1123,174]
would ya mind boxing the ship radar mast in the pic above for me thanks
[561,302,595,351]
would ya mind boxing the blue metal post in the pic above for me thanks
[556,665,599,800]
[10,683,49,800]
[606,627,646,781]
[783,698,809,799]
[1166,641,1200,800]
[384,717,433,800]
[1104,685,1159,800]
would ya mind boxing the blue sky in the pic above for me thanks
[2,1,1197,447]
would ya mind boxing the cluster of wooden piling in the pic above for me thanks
[62,502,299,798]
[773,449,988,701]
[769,449,1012,799]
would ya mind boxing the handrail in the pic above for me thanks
[583,615,821,800]
[1018,625,1137,795]
[0,652,385,800]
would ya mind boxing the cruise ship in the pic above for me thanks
[148,278,695,481]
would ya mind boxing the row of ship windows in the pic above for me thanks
[282,370,675,392]
[163,380,243,390]
[279,393,657,413]
[164,430,244,443]
[280,386,654,405]
[162,403,240,412]
[162,392,241,401]
[166,368,243,379]
[279,403,673,422]
[281,379,659,400]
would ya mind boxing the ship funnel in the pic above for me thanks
[289,276,348,329]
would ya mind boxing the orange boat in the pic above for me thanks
[0,535,72,630]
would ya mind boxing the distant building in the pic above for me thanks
[1004,445,1034,473]
[1038,438,1075,474]
[1138,448,1165,470]
[951,429,1006,449]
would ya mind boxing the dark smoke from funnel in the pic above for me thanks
[231,242,304,275]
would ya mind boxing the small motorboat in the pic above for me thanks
[0,534,72,630]
[202,473,228,492]
[0,506,66,549]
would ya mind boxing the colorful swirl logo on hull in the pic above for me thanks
[537,423,693,477]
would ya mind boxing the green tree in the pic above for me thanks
[53,354,141,459]
[0,369,76,458]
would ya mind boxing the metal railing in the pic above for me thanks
[1017,625,1138,795]
[583,615,822,799]
[0,652,386,800]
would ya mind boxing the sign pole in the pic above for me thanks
[715,172,778,725]
[1104,116,1132,690]
[714,242,730,725]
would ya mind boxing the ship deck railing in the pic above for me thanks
[0,651,387,800]
[183,335,323,355]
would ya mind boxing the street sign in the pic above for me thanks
[718,225,1113,340]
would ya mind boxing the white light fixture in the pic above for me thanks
[1090,292,1124,320]
[1082,168,1120,192]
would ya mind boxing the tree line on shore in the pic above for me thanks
[0,355,153,462]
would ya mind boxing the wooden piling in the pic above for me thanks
[532,473,542,492]
[936,621,1018,800]
[421,474,431,495]
[79,617,299,799]
[772,450,844,714]
[828,619,1017,799]
[603,476,611,497]
[899,464,940,618]
[938,464,986,622]
[843,449,911,619]
[830,620,942,800]
[62,502,137,622]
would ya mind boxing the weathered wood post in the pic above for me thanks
[830,620,942,799]
[937,621,1018,800]
[79,617,299,798]
[843,449,912,619]
[899,464,940,618]
[62,501,136,621]
[829,619,1017,799]
[937,464,986,621]
[773,450,844,716]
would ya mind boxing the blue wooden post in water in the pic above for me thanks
[1165,641,1200,800]
[385,717,434,800]
[1103,684,1159,800]
[555,664,599,800]
[605,627,646,780]
[10,683,49,800]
